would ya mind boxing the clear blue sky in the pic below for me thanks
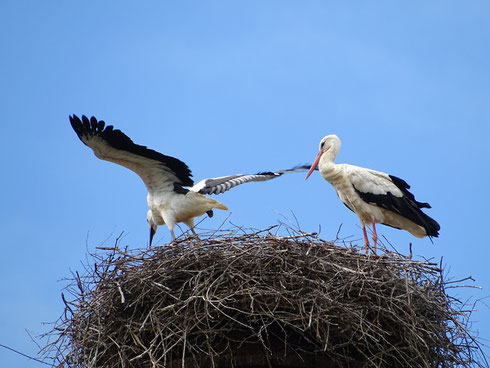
[1,1,489,366]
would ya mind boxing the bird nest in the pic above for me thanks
[43,227,486,368]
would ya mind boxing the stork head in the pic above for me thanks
[305,135,341,180]
[147,210,158,246]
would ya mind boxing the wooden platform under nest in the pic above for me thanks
[43,227,485,368]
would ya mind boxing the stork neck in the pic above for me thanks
[318,150,339,179]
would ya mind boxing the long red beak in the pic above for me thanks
[305,151,323,180]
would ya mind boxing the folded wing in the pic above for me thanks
[348,167,440,237]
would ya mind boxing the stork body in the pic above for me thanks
[306,135,440,253]
[146,188,228,241]
[70,115,308,244]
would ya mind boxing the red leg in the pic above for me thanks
[362,224,370,254]
[372,220,378,254]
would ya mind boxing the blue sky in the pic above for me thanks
[1,1,490,366]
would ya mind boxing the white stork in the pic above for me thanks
[305,135,440,254]
[70,115,308,244]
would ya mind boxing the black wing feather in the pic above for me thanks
[195,165,313,195]
[70,114,194,187]
[353,176,440,237]
[389,175,431,209]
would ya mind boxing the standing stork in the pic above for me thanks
[305,135,440,254]
[70,115,308,244]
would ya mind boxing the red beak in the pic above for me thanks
[305,151,323,180]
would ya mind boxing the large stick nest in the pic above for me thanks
[44,227,486,367]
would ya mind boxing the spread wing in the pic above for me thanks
[70,115,194,192]
[190,165,312,195]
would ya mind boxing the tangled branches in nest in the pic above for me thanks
[44,227,486,367]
